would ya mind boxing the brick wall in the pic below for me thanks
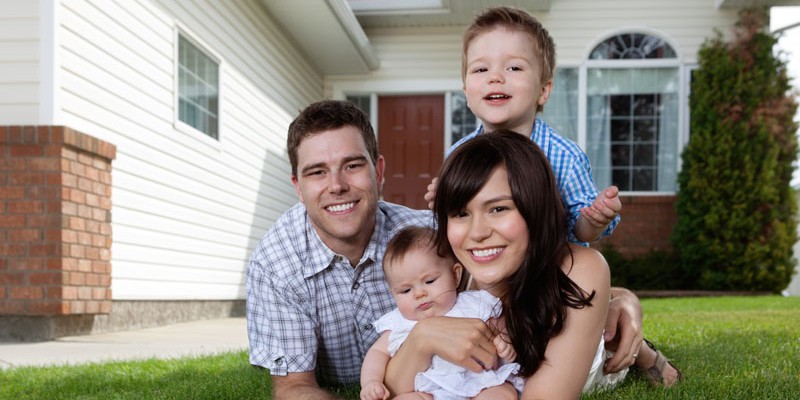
[592,195,677,256]
[0,126,116,317]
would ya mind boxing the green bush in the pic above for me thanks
[672,8,798,291]
[602,245,685,290]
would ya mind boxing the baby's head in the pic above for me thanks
[461,6,556,113]
[383,226,462,321]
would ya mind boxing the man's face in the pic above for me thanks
[292,126,384,258]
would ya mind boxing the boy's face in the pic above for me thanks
[464,27,553,134]
[386,247,461,321]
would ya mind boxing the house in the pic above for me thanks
[2,0,799,340]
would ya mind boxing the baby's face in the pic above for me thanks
[386,248,459,321]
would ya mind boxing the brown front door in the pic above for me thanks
[378,95,444,210]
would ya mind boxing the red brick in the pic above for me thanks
[0,187,25,199]
[29,272,63,285]
[9,172,44,185]
[29,243,60,257]
[99,300,112,313]
[9,145,43,157]
[7,200,43,214]
[77,286,92,300]
[0,244,26,257]
[8,257,44,271]
[0,159,25,170]
[0,215,25,228]
[0,272,24,285]
[69,301,85,314]
[8,228,41,242]
[29,301,69,315]
[0,302,27,314]
[68,272,85,285]
[28,158,60,171]
[10,286,43,300]
[85,301,100,314]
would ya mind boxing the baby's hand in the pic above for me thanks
[360,381,389,400]
[580,185,622,227]
[423,177,438,210]
[494,333,516,363]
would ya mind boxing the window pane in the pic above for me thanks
[178,34,219,139]
[346,95,371,120]
[586,67,679,192]
[590,33,676,60]
[450,91,477,144]
[541,67,578,142]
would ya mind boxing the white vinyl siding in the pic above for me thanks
[0,0,40,123]
[327,0,739,95]
[55,0,322,300]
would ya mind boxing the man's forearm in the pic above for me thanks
[272,373,344,400]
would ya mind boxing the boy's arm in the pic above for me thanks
[360,332,392,400]
[575,185,622,242]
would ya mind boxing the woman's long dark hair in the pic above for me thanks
[433,130,595,377]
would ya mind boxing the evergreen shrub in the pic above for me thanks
[672,8,799,291]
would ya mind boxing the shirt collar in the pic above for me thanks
[300,205,384,279]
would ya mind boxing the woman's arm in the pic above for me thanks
[383,316,496,396]
[520,245,611,400]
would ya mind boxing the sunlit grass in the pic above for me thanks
[1,296,798,399]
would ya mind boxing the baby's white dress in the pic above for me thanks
[374,290,524,400]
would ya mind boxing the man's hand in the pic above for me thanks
[579,185,621,228]
[424,178,438,210]
[603,287,643,374]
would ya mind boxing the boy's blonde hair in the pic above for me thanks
[462,6,556,111]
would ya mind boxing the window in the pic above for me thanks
[585,33,679,192]
[178,34,219,139]
[540,67,579,142]
[450,91,477,144]
[346,95,372,120]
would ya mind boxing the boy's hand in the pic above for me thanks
[493,333,516,363]
[424,178,438,210]
[360,381,389,400]
[579,185,621,228]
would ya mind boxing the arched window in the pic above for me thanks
[585,32,680,192]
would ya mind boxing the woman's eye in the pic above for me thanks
[451,210,468,218]
[491,206,508,213]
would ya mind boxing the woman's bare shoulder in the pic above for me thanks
[563,244,610,287]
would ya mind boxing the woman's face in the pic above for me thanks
[446,165,529,297]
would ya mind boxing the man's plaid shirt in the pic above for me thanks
[246,201,431,384]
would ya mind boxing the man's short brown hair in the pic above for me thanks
[286,100,377,177]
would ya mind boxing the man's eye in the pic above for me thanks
[346,163,365,171]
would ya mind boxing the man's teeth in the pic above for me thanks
[327,202,355,212]
[472,247,502,257]
[486,94,509,99]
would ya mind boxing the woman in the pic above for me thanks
[387,130,627,398]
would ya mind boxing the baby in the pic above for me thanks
[360,226,522,400]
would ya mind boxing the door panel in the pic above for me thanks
[378,95,444,210]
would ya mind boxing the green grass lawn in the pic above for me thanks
[1,296,798,399]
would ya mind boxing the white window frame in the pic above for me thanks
[579,30,685,196]
[173,25,223,143]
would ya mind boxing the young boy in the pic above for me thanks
[425,6,621,246]
[360,226,521,400]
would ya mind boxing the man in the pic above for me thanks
[247,100,643,399]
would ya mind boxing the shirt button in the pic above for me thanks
[364,324,373,331]
[275,357,284,366]
[353,282,360,290]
